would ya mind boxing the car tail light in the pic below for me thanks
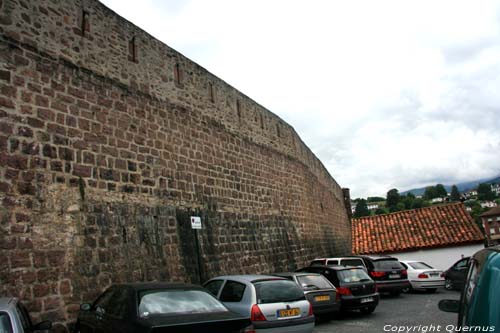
[370,271,386,278]
[440,272,445,278]
[336,287,352,296]
[308,301,313,316]
[418,273,429,279]
[250,304,266,321]
[401,270,408,277]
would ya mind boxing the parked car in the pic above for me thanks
[400,260,445,293]
[296,266,379,314]
[0,297,52,333]
[310,257,366,269]
[74,282,251,333]
[443,257,470,290]
[344,255,409,295]
[203,275,315,333]
[439,245,499,327]
[272,272,340,318]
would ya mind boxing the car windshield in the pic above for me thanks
[253,280,305,304]
[408,262,433,270]
[337,269,372,283]
[0,312,13,333]
[138,290,228,317]
[297,275,333,290]
[373,260,404,270]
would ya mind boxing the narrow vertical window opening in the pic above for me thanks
[174,63,181,86]
[236,100,241,119]
[128,37,137,63]
[276,123,281,137]
[80,10,89,36]
[260,114,264,129]
[208,82,215,103]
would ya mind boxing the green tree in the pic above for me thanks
[354,199,370,218]
[435,184,448,197]
[375,207,389,215]
[450,185,460,201]
[424,186,438,200]
[367,196,385,203]
[386,189,400,209]
[477,183,496,201]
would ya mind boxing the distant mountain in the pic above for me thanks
[401,175,500,196]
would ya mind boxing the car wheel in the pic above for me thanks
[360,306,376,314]
[402,285,412,293]
[426,288,437,293]
[444,279,453,290]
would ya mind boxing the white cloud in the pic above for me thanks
[100,0,500,198]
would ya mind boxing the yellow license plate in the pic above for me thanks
[314,295,330,302]
[278,308,300,317]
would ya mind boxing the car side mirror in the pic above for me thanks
[32,320,52,331]
[438,300,459,313]
[80,303,92,311]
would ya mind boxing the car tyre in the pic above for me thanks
[444,279,453,290]
[360,306,376,314]
[402,285,412,293]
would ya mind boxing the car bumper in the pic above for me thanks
[312,302,341,315]
[410,279,445,290]
[340,293,380,311]
[253,316,315,333]
[376,280,410,292]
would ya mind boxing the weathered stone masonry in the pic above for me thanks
[0,0,352,329]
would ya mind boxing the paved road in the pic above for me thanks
[313,289,460,333]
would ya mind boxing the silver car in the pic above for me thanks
[0,297,52,333]
[204,275,315,333]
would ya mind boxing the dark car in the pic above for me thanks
[443,257,470,290]
[297,266,379,314]
[273,272,340,318]
[439,246,500,328]
[0,297,52,333]
[345,255,409,295]
[74,282,251,333]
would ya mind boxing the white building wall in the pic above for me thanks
[387,243,485,270]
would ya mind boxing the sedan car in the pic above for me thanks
[74,282,251,333]
[0,297,52,333]
[297,266,379,314]
[272,272,340,318]
[400,261,445,292]
[443,257,470,290]
[203,275,315,333]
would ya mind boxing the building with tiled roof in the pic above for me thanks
[480,206,500,247]
[352,202,485,269]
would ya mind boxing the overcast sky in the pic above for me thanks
[100,0,500,198]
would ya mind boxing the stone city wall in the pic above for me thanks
[0,0,351,329]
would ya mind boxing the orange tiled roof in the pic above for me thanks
[352,203,484,254]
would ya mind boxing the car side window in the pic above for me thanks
[340,259,363,267]
[220,281,246,302]
[327,260,338,265]
[93,289,115,314]
[15,304,32,331]
[455,259,469,270]
[105,288,129,318]
[0,312,13,333]
[204,280,224,297]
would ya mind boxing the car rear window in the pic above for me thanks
[0,312,13,333]
[373,260,404,270]
[253,280,305,304]
[297,275,333,290]
[408,262,433,270]
[340,259,364,267]
[138,290,228,317]
[337,269,372,283]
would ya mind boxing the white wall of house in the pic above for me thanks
[387,243,485,270]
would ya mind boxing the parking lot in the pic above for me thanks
[313,289,460,332]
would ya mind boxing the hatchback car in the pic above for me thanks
[74,282,251,333]
[203,275,315,333]
[0,297,52,333]
[439,245,499,327]
[443,256,470,291]
[297,266,379,314]
[272,272,340,318]
[400,260,445,293]
[346,255,409,295]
